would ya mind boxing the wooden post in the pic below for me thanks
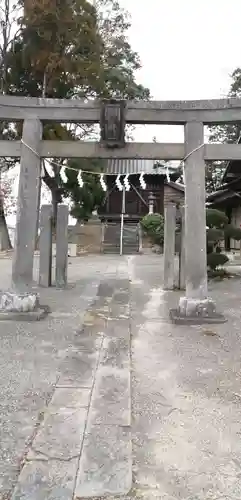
[55,204,68,288]
[179,206,185,290]
[163,203,176,290]
[39,205,52,287]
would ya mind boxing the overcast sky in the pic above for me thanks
[120,0,240,142]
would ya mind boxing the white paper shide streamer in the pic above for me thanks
[77,169,84,188]
[100,174,107,191]
[124,174,130,191]
[139,173,146,189]
[166,166,170,183]
[116,174,123,191]
[41,162,45,178]
[60,167,68,183]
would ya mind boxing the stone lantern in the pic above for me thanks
[148,192,155,214]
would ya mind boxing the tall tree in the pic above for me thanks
[94,0,150,99]
[64,158,106,222]
[17,0,103,98]
[205,161,226,194]
[207,69,241,193]
[208,68,241,145]
[0,0,21,249]
[6,0,150,223]
[7,0,105,222]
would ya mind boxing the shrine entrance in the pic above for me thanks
[98,163,165,255]
[1,95,241,321]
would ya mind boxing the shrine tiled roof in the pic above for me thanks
[105,159,178,175]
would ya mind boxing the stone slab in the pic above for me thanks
[83,309,106,329]
[75,425,132,498]
[89,336,131,426]
[11,458,78,500]
[39,204,53,288]
[112,290,130,305]
[27,408,87,461]
[100,337,130,370]
[50,387,91,409]
[57,351,99,388]
[163,203,176,290]
[55,204,69,288]
[170,308,227,325]
[89,368,131,426]
[108,303,130,320]
[73,332,103,352]
[105,318,130,338]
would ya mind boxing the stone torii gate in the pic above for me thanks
[1,96,241,321]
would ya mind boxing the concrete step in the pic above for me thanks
[103,250,121,254]
[102,244,120,249]
[103,248,139,254]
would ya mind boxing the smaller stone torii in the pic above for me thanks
[1,96,241,321]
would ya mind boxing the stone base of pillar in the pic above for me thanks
[0,291,50,321]
[170,296,226,325]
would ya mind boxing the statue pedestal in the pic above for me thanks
[0,290,49,321]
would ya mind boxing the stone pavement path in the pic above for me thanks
[1,255,241,499]
[11,277,132,500]
[0,256,131,499]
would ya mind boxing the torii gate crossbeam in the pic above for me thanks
[0,140,241,161]
[0,95,241,123]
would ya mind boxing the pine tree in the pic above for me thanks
[207,69,241,193]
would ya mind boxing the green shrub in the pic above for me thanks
[206,208,241,272]
[224,224,241,241]
[141,208,241,274]
[207,252,229,270]
[207,228,223,245]
[206,209,228,228]
[140,213,164,246]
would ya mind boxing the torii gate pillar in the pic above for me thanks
[0,119,48,320]
[12,119,42,288]
[170,122,226,324]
